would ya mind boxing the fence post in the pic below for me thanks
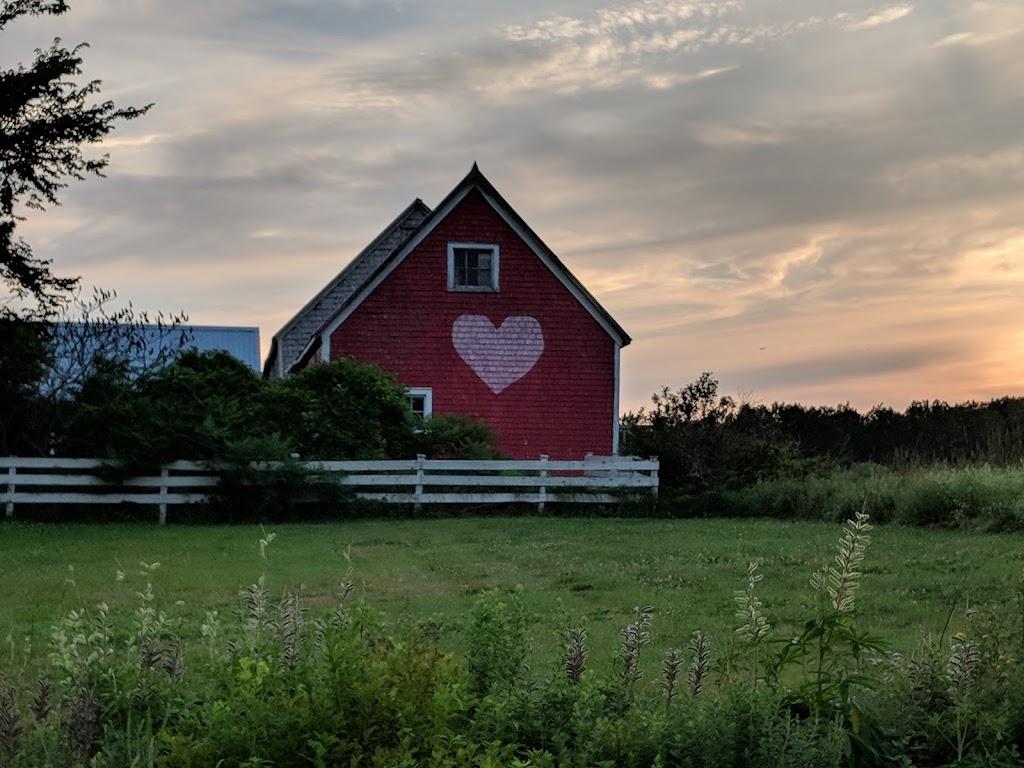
[650,456,659,500]
[537,454,548,514]
[413,454,425,514]
[158,467,169,525]
[5,464,14,519]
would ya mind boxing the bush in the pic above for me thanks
[62,349,263,473]
[660,463,1024,531]
[196,436,355,523]
[412,412,503,459]
[465,587,529,697]
[257,357,413,461]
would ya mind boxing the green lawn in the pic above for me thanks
[2,517,1022,674]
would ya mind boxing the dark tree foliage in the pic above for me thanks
[622,373,795,491]
[63,349,263,470]
[0,313,51,453]
[59,353,458,467]
[757,397,1024,467]
[625,373,1024,494]
[412,412,504,460]
[258,358,414,461]
[1,0,150,312]
[0,287,192,456]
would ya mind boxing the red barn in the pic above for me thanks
[264,165,631,459]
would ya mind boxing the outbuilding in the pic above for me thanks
[264,165,631,459]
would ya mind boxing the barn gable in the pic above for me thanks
[311,164,630,358]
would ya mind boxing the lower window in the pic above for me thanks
[407,387,433,419]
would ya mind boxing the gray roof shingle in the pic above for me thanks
[264,199,431,377]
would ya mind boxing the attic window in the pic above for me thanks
[448,243,499,292]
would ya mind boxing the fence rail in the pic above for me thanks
[1,455,659,523]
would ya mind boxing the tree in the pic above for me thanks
[44,286,192,399]
[1,0,151,314]
[621,372,739,487]
[622,373,796,491]
[0,312,51,453]
[63,349,261,466]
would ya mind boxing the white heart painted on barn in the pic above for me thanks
[452,315,545,395]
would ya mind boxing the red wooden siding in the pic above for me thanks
[329,189,616,460]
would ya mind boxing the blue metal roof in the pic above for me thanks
[186,326,262,371]
[52,323,262,376]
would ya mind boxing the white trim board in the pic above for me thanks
[612,344,621,456]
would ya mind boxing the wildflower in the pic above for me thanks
[563,628,588,684]
[687,630,711,697]
[63,688,98,757]
[948,634,980,701]
[662,648,682,702]
[811,511,872,613]
[30,679,52,722]
[620,606,652,687]
[259,525,276,561]
[735,562,770,643]
[0,684,23,763]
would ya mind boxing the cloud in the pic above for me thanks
[731,344,954,391]
[845,3,914,31]
[5,0,1024,411]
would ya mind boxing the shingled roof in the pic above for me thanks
[263,199,431,377]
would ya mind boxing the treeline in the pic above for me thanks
[622,373,1024,493]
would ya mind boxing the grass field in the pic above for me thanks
[2,517,1023,676]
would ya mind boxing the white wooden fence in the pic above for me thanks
[1,455,659,524]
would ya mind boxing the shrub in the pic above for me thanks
[197,436,354,523]
[257,357,413,460]
[664,463,1024,531]
[465,587,528,697]
[411,412,503,460]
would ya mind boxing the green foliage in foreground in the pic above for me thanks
[2,518,1021,675]
[1,518,1024,766]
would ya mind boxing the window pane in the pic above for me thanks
[477,253,491,285]
[451,246,496,289]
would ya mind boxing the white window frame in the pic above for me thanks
[447,242,499,292]
[407,387,433,419]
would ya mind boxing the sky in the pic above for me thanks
[6,0,1024,414]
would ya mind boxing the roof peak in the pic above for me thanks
[464,161,486,183]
